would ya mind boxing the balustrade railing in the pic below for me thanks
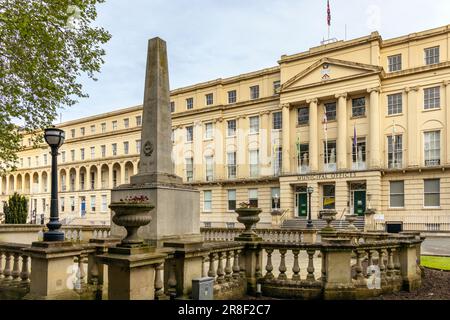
[201,227,313,243]
[0,243,32,291]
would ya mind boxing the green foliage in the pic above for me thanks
[4,192,28,224]
[0,0,111,173]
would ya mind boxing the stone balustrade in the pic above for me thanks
[201,227,317,244]
[0,243,32,299]
[61,226,111,242]
[257,232,423,299]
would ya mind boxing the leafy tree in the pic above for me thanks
[0,0,111,173]
[4,192,28,224]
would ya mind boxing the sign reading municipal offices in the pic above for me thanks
[297,172,357,181]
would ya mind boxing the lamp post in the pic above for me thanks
[306,186,314,228]
[43,127,65,241]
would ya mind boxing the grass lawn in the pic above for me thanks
[421,255,450,271]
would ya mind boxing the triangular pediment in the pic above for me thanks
[281,58,383,91]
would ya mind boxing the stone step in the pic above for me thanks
[282,217,365,231]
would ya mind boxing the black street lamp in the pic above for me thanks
[43,127,65,241]
[306,186,314,228]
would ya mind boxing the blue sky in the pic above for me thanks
[62,0,450,122]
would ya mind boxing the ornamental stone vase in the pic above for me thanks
[109,203,154,247]
[345,214,358,231]
[319,209,338,233]
[235,207,262,242]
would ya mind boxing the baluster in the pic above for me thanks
[255,249,262,279]
[321,250,327,282]
[3,252,12,282]
[306,249,316,282]
[201,255,207,277]
[265,249,274,279]
[393,248,401,277]
[386,248,395,278]
[216,252,225,284]
[292,249,301,281]
[167,261,177,299]
[354,250,364,285]
[208,253,216,280]
[378,249,386,285]
[20,255,30,285]
[12,252,21,282]
[232,250,240,280]
[154,263,164,299]
[278,249,287,280]
[224,251,232,282]
[365,249,373,278]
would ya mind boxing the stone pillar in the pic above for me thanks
[74,167,80,191]
[241,242,262,295]
[405,87,420,168]
[336,93,348,170]
[308,99,319,172]
[23,242,83,300]
[322,239,355,300]
[237,115,248,178]
[108,165,114,189]
[281,104,291,174]
[193,122,203,181]
[444,81,450,164]
[260,111,271,176]
[98,247,167,300]
[120,163,126,186]
[368,88,381,168]
[398,241,422,292]
[97,166,103,190]
[214,118,225,180]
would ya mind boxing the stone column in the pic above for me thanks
[405,87,420,168]
[193,122,203,181]
[308,99,319,172]
[120,163,126,185]
[241,242,262,295]
[322,239,355,300]
[260,111,271,176]
[74,167,80,191]
[237,115,248,178]
[97,166,102,190]
[444,81,450,164]
[336,93,348,170]
[108,165,114,189]
[398,241,423,292]
[368,87,381,168]
[214,118,225,180]
[23,242,83,300]
[281,104,291,174]
[98,248,167,300]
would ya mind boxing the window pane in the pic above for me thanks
[425,194,440,207]
[424,179,440,193]
[390,181,404,194]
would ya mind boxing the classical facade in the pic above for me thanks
[1,25,450,229]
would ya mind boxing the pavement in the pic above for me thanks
[421,237,450,256]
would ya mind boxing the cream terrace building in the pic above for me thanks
[1,25,450,230]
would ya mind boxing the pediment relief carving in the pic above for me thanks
[281,57,383,91]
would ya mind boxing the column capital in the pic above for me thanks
[306,98,319,104]
[259,110,271,116]
[237,114,247,120]
[443,80,450,87]
[213,117,224,123]
[335,93,348,99]
[281,103,290,110]
[367,87,381,94]
[404,86,419,93]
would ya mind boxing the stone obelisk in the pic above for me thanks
[110,37,201,246]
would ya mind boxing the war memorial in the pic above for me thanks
[0,36,426,302]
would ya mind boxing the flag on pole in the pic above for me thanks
[353,124,357,147]
[327,0,331,27]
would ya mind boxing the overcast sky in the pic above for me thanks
[60,0,450,122]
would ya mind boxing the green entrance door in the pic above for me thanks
[297,193,308,217]
[353,191,366,216]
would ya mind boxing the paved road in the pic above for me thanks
[421,237,450,256]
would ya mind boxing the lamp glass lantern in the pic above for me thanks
[43,127,65,241]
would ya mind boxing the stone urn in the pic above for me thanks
[345,214,359,231]
[110,202,154,247]
[319,209,337,232]
[235,204,262,241]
